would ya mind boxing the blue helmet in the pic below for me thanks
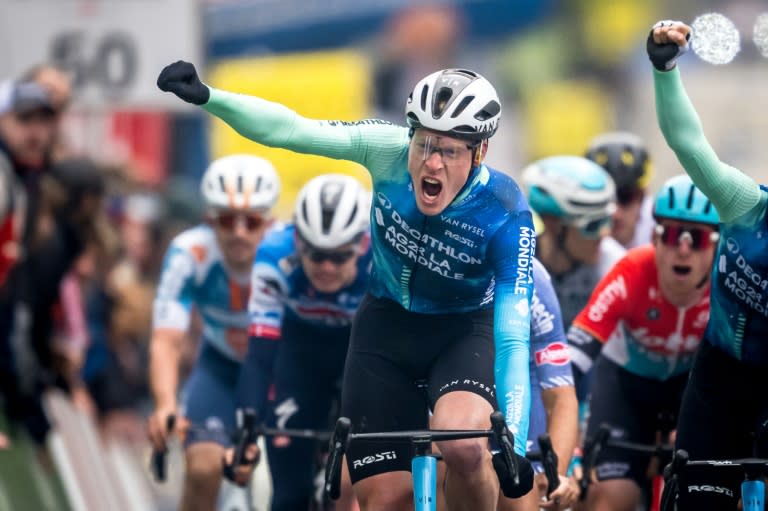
[653,174,719,226]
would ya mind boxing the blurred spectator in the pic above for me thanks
[372,5,464,121]
[22,64,74,163]
[0,79,60,443]
[82,191,165,444]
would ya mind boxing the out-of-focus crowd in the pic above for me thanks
[0,64,196,452]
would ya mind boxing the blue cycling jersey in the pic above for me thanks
[203,89,535,454]
[153,224,252,362]
[527,259,573,452]
[708,187,768,364]
[248,223,372,337]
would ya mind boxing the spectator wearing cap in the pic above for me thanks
[0,79,58,285]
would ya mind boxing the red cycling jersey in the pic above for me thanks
[568,245,710,380]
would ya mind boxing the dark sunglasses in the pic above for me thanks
[213,212,266,232]
[655,224,719,250]
[301,246,356,265]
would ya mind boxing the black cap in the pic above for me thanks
[0,80,56,116]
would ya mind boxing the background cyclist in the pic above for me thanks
[585,132,656,249]
[568,175,718,511]
[147,155,279,511]
[649,20,768,510]
[229,174,370,511]
[521,156,625,405]
[157,61,536,510]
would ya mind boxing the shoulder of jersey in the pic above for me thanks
[484,166,528,212]
[624,244,656,266]
[532,258,552,283]
[257,223,296,260]
[169,224,220,265]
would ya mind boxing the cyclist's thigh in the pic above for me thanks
[676,340,750,511]
[584,357,652,487]
[427,305,495,408]
[341,295,431,483]
[181,344,240,447]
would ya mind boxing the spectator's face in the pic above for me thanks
[0,109,56,166]
[654,220,718,297]
[297,237,363,294]
[209,209,271,270]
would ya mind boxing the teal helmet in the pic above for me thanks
[522,156,616,219]
[653,174,719,226]
[522,156,617,238]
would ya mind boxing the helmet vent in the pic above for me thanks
[420,85,429,112]
[255,175,262,192]
[475,101,500,121]
[685,184,696,209]
[451,96,474,118]
[345,204,358,229]
[433,87,454,117]
[218,175,226,192]
[237,174,243,193]
[667,187,676,210]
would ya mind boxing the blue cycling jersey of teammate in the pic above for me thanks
[527,259,573,454]
[236,223,372,418]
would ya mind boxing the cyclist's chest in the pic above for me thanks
[621,289,710,354]
[713,225,768,316]
[370,184,497,280]
[196,265,251,317]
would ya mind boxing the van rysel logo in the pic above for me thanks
[352,450,397,469]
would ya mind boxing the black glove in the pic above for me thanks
[157,60,210,105]
[647,20,690,72]
[493,451,535,499]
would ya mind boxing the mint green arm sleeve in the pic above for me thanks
[653,68,763,223]
[202,88,409,176]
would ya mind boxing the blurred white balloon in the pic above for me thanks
[691,13,741,64]
[753,13,768,58]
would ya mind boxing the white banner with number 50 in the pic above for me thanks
[0,0,202,110]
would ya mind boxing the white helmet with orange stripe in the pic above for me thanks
[201,154,281,212]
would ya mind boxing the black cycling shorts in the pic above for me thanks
[341,293,496,483]
[675,338,768,511]
[585,356,687,490]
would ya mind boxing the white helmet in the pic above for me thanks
[294,174,370,249]
[201,154,280,212]
[405,68,501,142]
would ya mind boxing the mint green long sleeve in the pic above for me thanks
[653,67,765,224]
[202,88,409,179]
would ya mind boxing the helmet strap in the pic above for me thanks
[472,140,488,168]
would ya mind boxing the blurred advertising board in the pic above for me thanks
[0,0,201,110]
[207,49,372,219]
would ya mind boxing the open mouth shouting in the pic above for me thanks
[422,177,443,201]
[672,265,691,276]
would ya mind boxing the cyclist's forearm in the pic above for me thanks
[235,336,277,416]
[654,68,761,222]
[541,386,579,475]
[495,336,531,456]
[149,328,184,409]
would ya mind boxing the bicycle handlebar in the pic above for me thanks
[150,414,176,482]
[324,417,351,500]
[324,411,521,501]
[537,434,559,497]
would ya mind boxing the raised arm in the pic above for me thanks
[157,60,409,174]
[648,21,762,223]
